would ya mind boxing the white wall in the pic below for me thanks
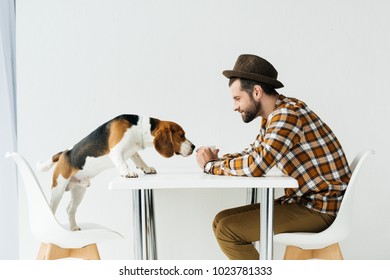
[16,0,390,259]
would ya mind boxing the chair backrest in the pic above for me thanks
[328,148,375,236]
[5,152,62,239]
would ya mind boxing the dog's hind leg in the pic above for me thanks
[50,175,69,214]
[67,181,88,231]
[50,152,78,215]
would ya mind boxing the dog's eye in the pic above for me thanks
[180,134,185,139]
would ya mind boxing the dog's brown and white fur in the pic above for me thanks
[37,114,195,231]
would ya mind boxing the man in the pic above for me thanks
[196,54,351,260]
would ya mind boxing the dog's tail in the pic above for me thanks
[36,151,62,172]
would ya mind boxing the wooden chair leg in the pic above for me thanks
[283,245,314,260]
[313,243,344,260]
[45,244,71,260]
[69,244,101,260]
[36,243,48,260]
[284,243,344,260]
[37,243,68,260]
[36,243,101,260]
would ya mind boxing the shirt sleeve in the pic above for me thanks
[219,145,255,160]
[205,110,302,176]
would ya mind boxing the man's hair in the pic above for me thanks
[229,77,278,96]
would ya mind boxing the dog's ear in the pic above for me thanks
[153,127,174,158]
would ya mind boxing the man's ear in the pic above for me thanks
[253,85,263,101]
[153,128,174,158]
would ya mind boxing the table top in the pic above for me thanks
[109,167,298,190]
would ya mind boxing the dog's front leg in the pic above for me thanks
[130,152,157,174]
[109,149,138,178]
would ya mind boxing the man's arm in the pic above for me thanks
[219,144,256,160]
[204,111,302,176]
[196,143,256,171]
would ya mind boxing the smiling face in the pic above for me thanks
[230,79,261,123]
[152,121,195,158]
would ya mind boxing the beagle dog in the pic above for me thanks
[37,114,195,231]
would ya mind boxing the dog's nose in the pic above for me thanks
[191,144,196,150]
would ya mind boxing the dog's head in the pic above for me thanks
[152,120,195,158]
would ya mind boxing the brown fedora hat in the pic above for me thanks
[223,54,284,88]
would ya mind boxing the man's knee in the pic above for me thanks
[212,208,227,228]
[213,214,241,242]
[212,208,234,235]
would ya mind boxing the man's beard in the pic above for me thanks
[241,98,260,123]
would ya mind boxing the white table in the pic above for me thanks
[109,168,298,260]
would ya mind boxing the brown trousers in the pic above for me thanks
[212,202,335,260]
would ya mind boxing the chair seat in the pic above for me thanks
[35,222,123,249]
[274,231,346,250]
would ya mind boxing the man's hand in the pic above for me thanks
[196,146,220,169]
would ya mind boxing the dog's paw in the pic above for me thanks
[143,166,157,174]
[122,172,139,178]
[71,226,81,231]
[79,179,91,188]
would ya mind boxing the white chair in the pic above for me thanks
[6,152,123,260]
[274,148,375,260]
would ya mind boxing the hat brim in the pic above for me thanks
[222,70,284,89]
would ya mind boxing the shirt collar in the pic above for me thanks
[261,94,286,134]
[274,94,286,110]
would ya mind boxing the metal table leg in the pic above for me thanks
[246,188,258,204]
[247,187,274,260]
[132,189,158,260]
[145,189,157,260]
[260,188,274,260]
[132,190,143,260]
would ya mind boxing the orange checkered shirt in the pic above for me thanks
[204,95,351,215]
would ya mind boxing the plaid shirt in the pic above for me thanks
[204,95,351,215]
